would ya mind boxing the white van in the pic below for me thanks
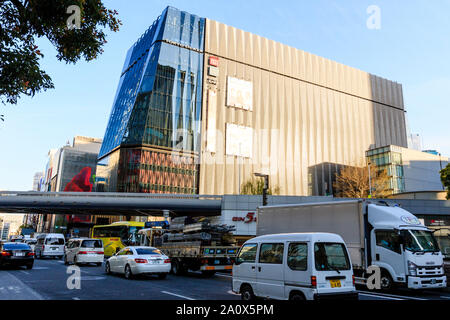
[64,238,104,266]
[35,233,65,259]
[232,233,358,300]
[25,238,37,252]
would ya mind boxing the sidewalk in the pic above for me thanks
[0,271,44,300]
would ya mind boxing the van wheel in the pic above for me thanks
[380,271,394,292]
[240,285,255,301]
[290,292,306,300]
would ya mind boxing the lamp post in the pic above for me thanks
[254,173,269,206]
[367,161,372,198]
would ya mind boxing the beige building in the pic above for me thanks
[97,6,407,197]
[199,19,407,196]
[0,214,25,240]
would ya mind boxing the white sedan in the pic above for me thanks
[105,246,171,279]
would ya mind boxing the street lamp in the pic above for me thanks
[254,173,269,206]
[367,161,372,198]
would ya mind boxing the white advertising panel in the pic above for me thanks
[226,77,253,111]
[226,123,253,158]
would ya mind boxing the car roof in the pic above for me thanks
[246,232,345,243]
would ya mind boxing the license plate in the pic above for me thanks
[330,279,341,288]
[52,247,57,250]
[150,260,162,264]
[15,252,24,257]
[431,279,436,284]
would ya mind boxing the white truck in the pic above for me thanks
[257,200,447,291]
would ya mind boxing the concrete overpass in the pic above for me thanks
[0,191,223,217]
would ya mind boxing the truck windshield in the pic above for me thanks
[403,230,440,253]
[314,243,350,271]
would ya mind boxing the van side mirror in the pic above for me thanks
[234,258,242,265]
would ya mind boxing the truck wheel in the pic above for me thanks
[201,270,216,278]
[171,260,185,276]
[240,284,255,301]
[380,271,394,291]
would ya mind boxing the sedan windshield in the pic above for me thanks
[403,230,440,253]
[314,243,350,271]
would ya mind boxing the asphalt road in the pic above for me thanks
[1,258,449,301]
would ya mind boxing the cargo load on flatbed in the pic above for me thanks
[137,217,240,276]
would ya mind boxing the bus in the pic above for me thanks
[91,221,145,257]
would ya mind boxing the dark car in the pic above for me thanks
[0,242,35,269]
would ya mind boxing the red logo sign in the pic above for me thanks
[209,56,219,67]
[232,212,257,223]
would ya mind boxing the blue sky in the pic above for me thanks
[1,0,449,191]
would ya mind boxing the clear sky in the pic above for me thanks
[1,0,449,191]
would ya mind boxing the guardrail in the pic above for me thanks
[0,191,223,201]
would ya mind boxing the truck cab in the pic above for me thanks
[368,203,446,290]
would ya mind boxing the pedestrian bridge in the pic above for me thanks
[0,191,223,217]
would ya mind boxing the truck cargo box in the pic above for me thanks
[257,200,365,269]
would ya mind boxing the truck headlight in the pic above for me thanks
[408,261,417,276]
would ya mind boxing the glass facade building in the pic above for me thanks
[98,7,204,194]
[366,145,405,194]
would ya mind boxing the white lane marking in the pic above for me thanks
[30,267,49,270]
[216,273,232,278]
[161,291,195,300]
[440,296,450,299]
[358,293,404,301]
[227,290,240,296]
[72,297,80,300]
[19,271,30,275]
[357,290,427,301]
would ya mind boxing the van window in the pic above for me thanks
[375,230,401,254]
[287,243,308,271]
[81,240,103,248]
[236,244,257,263]
[259,243,284,264]
[45,238,65,245]
[314,243,350,271]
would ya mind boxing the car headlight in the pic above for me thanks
[408,261,417,276]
